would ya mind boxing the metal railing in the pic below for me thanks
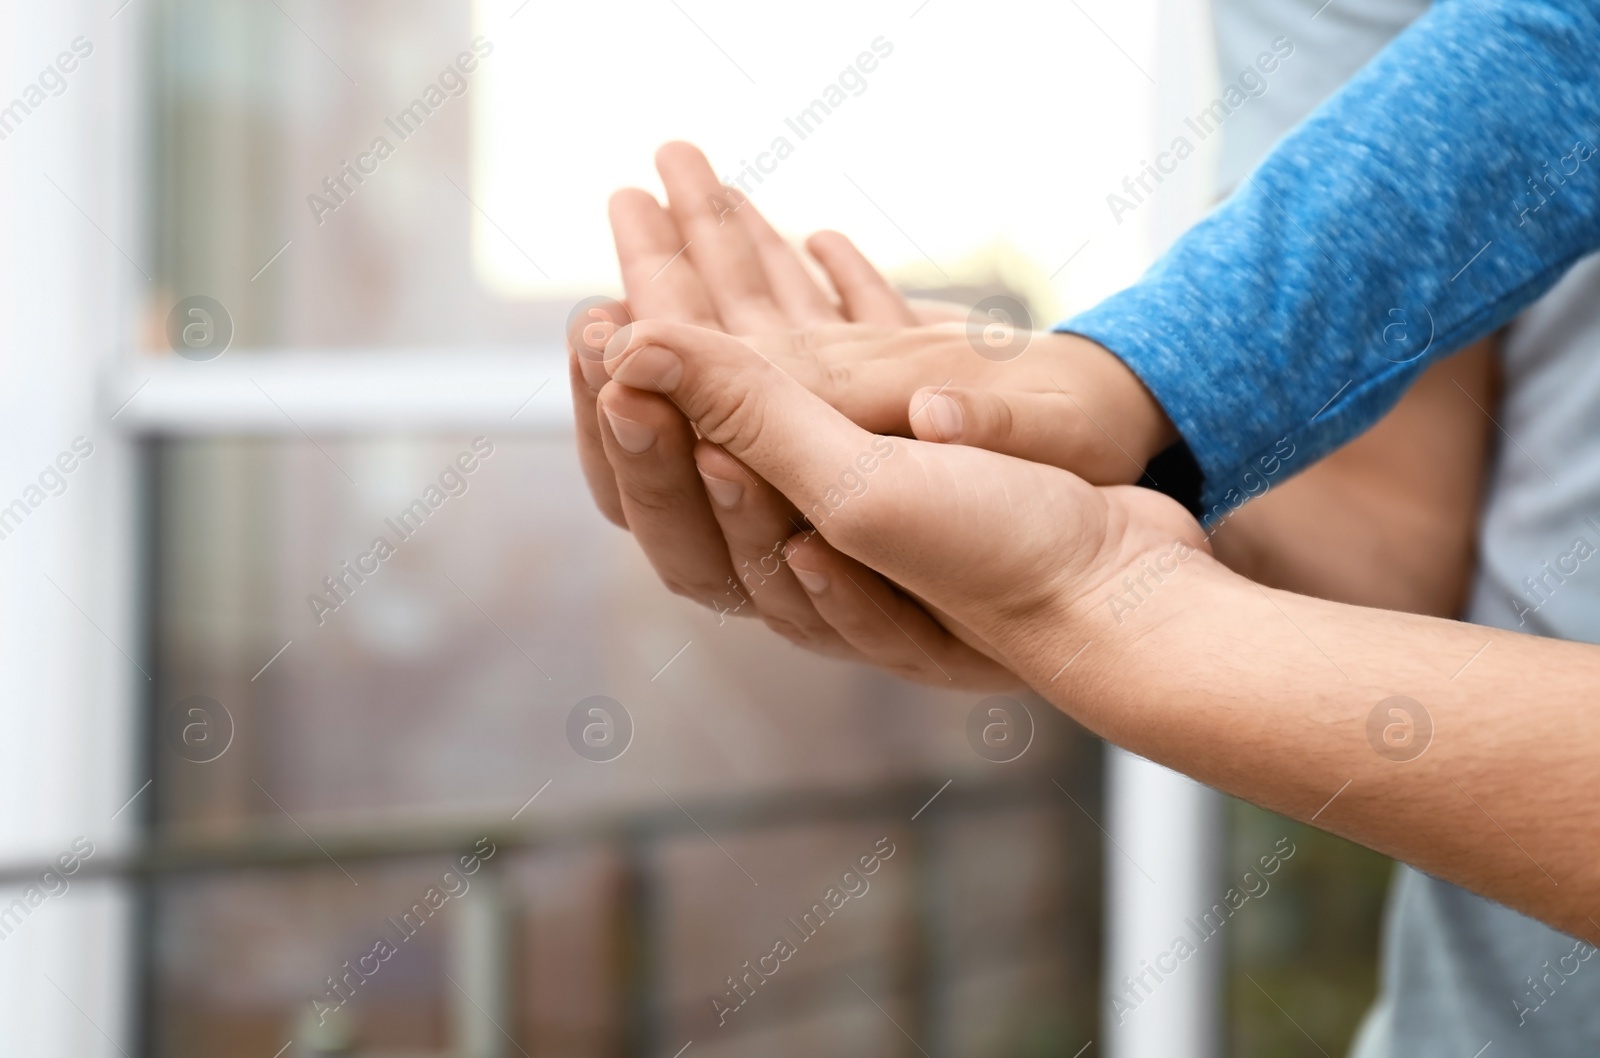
[0,768,1093,1057]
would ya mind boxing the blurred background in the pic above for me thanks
[0,0,1389,1055]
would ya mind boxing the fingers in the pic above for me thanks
[783,531,1020,689]
[571,353,625,526]
[723,325,963,436]
[908,386,1149,485]
[595,381,748,614]
[692,441,853,651]
[609,188,720,327]
[604,320,877,508]
[905,297,977,325]
[695,428,1017,687]
[597,322,1119,685]
[655,142,789,334]
[739,205,844,327]
[567,293,636,521]
[805,230,918,325]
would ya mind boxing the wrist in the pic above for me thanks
[1059,555,1242,732]
[1057,333,1179,471]
[1026,332,1178,483]
[1018,500,1241,730]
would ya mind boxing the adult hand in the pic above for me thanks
[597,320,1203,695]
[573,143,1025,686]
[598,321,1600,947]
[572,142,1174,686]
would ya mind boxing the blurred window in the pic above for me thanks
[138,1,1158,1053]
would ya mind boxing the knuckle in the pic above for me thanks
[985,395,1017,445]
[695,383,767,454]
[820,357,854,398]
[657,577,704,601]
[810,499,871,551]
[661,576,745,612]
[792,328,823,356]
[874,653,933,683]
[824,601,888,643]
[618,476,686,520]
[760,614,832,648]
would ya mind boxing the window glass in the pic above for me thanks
[149,435,1106,1054]
[150,0,1161,352]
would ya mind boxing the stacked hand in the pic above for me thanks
[566,152,1600,944]
[569,143,1188,692]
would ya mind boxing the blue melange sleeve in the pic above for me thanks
[1059,0,1600,519]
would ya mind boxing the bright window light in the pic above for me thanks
[474,0,1161,320]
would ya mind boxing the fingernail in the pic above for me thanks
[792,567,829,594]
[924,393,964,442]
[603,407,657,454]
[699,471,743,509]
[612,344,683,392]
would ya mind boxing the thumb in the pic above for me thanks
[603,320,884,511]
[908,386,1147,484]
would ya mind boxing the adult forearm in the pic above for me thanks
[593,314,1597,935]
[1051,554,1600,938]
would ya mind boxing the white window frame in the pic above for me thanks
[1,1,148,1055]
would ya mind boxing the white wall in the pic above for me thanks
[0,0,144,1054]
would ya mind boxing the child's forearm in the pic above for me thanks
[1062,0,1600,514]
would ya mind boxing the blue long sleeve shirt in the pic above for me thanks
[1060,0,1600,519]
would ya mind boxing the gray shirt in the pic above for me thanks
[1213,1,1600,1054]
